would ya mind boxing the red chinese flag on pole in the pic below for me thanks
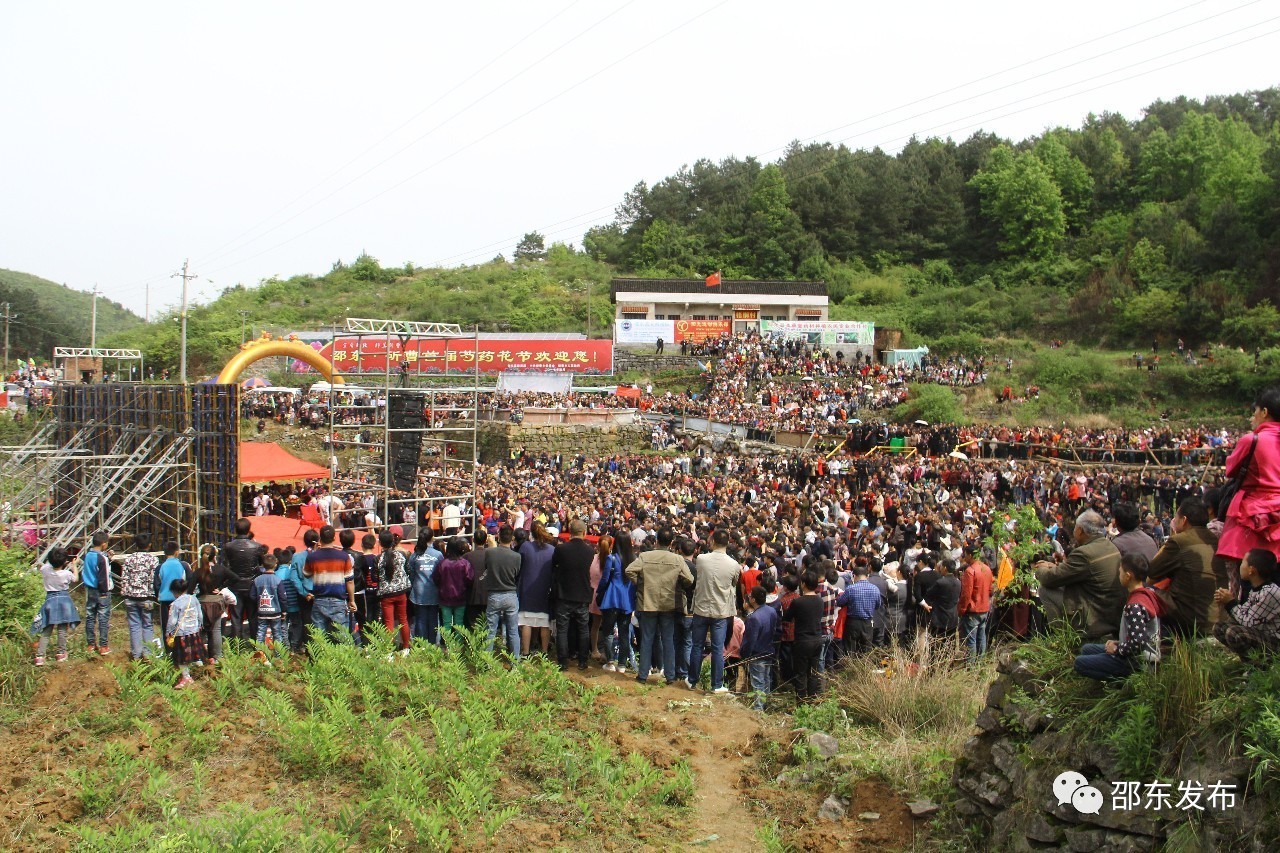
[705,270,721,288]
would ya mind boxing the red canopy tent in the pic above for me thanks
[238,442,329,484]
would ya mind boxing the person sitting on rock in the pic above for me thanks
[1213,548,1280,660]
[1035,510,1125,640]
[1073,553,1163,681]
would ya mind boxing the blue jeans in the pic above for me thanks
[674,614,693,680]
[748,659,773,711]
[84,587,110,648]
[1074,643,1139,681]
[961,612,990,659]
[311,597,351,641]
[485,592,520,659]
[257,617,286,645]
[687,615,729,689]
[413,603,440,645]
[124,600,156,659]
[637,611,677,682]
[600,609,633,667]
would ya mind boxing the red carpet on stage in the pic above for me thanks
[242,515,413,556]
[245,515,308,554]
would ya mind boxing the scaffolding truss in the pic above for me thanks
[345,318,463,336]
[0,385,240,559]
[327,324,480,534]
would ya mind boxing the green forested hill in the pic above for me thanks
[582,87,1280,349]
[0,269,143,362]
[105,88,1280,383]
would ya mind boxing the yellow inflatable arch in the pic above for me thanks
[216,339,345,385]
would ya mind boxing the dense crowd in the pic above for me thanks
[24,318,1280,717]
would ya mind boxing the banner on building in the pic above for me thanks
[759,320,874,346]
[315,338,613,375]
[614,319,673,344]
[673,319,730,343]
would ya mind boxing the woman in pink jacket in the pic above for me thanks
[1218,388,1280,572]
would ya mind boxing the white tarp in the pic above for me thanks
[614,319,674,344]
[496,371,573,394]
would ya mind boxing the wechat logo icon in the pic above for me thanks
[1054,770,1104,815]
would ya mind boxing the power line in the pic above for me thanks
[768,0,1240,157]
[201,0,732,278]
[193,0,638,269]
[192,1,585,267]
[423,1,1273,270]
[430,12,1280,268]
[110,1,598,297]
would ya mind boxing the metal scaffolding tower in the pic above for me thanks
[327,319,480,534]
[0,384,238,560]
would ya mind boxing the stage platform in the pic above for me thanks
[242,514,308,553]
[239,514,412,556]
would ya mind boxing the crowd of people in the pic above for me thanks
[32,386,1280,704]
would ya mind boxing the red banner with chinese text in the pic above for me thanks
[315,338,613,375]
[673,319,730,343]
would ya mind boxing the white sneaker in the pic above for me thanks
[602,663,617,672]
[713,686,730,695]
[399,648,410,658]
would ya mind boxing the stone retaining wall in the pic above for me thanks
[476,421,650,464]
[954,651,1269,851]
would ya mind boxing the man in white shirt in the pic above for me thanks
[442,501,462,536]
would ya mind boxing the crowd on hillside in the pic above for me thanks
[38,386,1280,703]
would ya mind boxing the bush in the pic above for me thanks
[893,384,966,425]
[0,544,41,640]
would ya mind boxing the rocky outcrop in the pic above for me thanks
[954,651,1274,852]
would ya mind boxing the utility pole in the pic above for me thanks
[90,285,99,348]
[171,260,198,384]
[239,310,250,345]
[1,302,14,377]
[145,283,150,324]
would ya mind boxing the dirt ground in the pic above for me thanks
[2,639,922,851]
[568,666,919,851]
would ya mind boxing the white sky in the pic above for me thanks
[2,0,1277,320]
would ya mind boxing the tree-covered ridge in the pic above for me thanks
[582,88,1280,345]
[0,269,143,362]
[106,249,618,376]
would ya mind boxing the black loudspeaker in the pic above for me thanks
[386,392,423,493]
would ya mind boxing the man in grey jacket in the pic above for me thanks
[484,526,522,659]
[626,528,694,684]
[685,528,741,693]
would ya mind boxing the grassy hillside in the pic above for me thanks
[104,249,616,376]
[0,269,143,362]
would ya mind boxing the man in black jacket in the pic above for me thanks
[552,519,595,670]
[220,518,267,641]
[923,558,962,638]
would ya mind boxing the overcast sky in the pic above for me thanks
[2,0,1276,319]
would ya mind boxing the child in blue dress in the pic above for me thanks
[36,547,80,665]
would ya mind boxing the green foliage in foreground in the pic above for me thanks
[32,626,692,851]
[0,543,43,642]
